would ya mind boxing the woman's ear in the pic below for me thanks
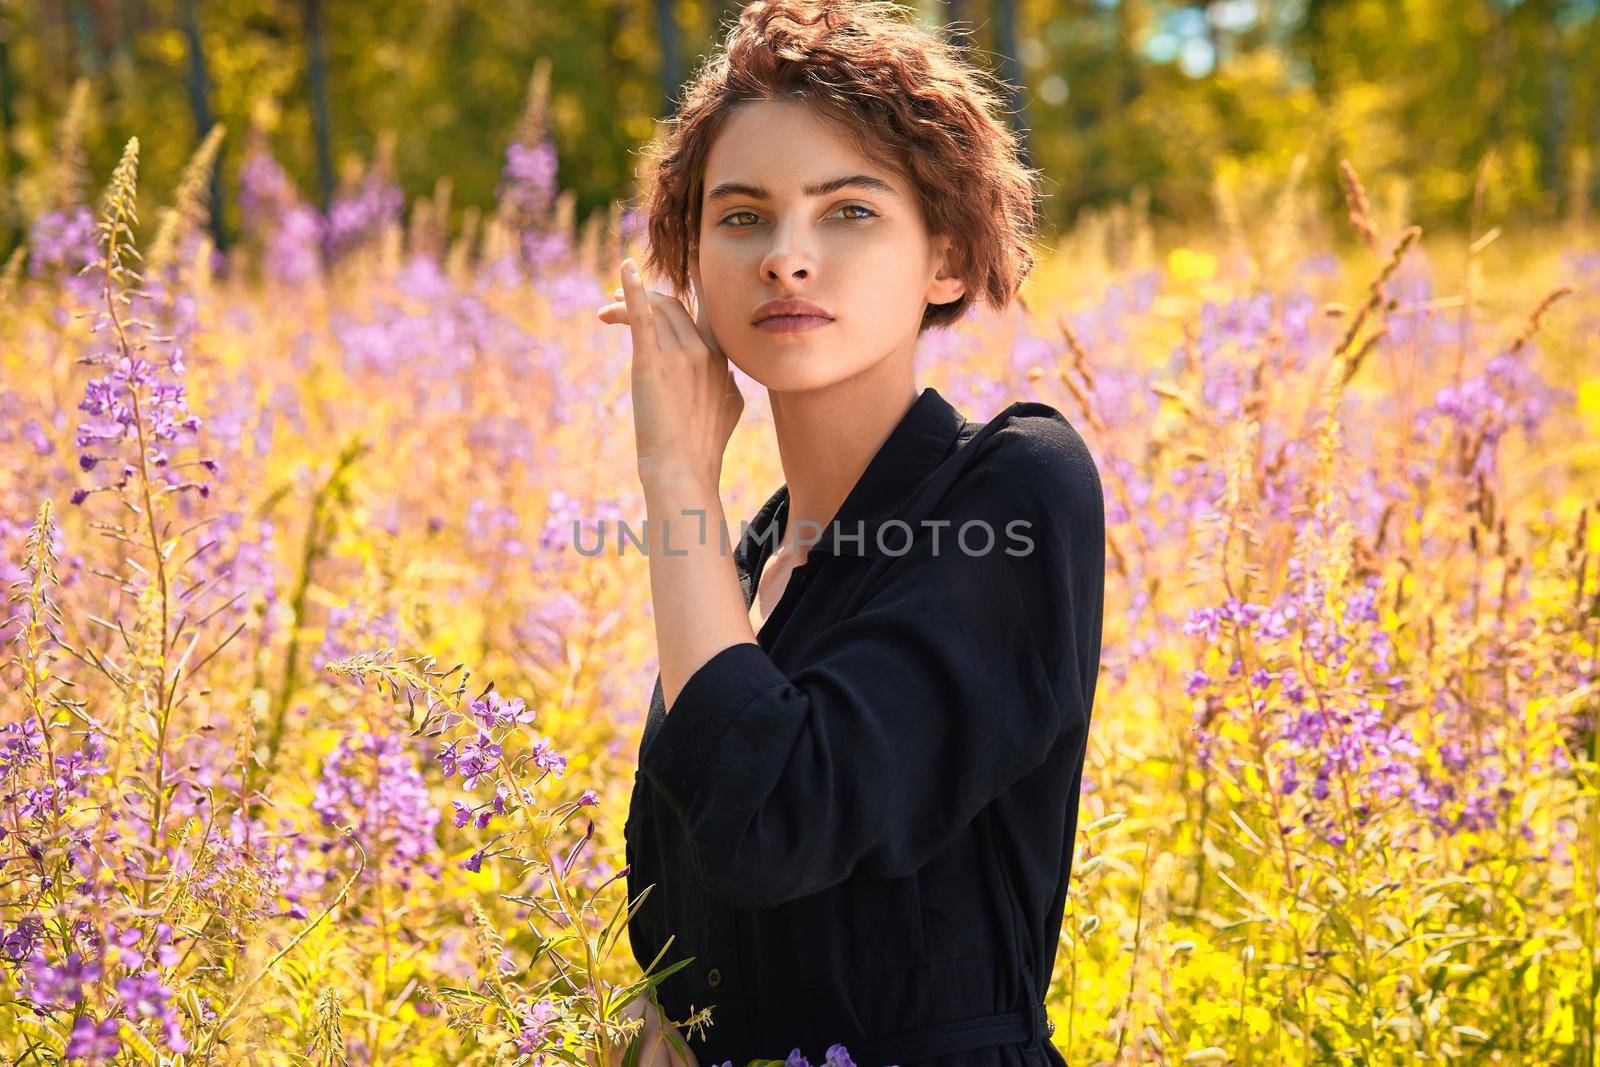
[688,242,704,309]
[927,233,966,306]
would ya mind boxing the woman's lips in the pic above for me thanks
[756,314,834,333]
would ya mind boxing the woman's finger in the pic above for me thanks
[612,285,697,354]
[597,294,691,347]
[652,295,707,356]
[648,291,700,354]
[602,281,705,357]
[618,259,661,363]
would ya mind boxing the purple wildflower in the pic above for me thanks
[825,1045,859,1067]
[313,731,441,887]
[25,950,100,1009]
[499,140,559,220]
[1,916,43,962]
[439,732,502,791]
[530,737,567,778]
[325,167,404,256]
[470,690,535,730]
[64,1014,122,1062]
[514,998,559,1054]
[116,971,189,1053]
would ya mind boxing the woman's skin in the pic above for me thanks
[584,989,700,1067]
[596,97,967,716]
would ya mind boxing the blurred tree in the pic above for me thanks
[303,0,334,222]
[658,0,682,114]
[179,0,227,251]
[1292,0,1600,225]
[0,21,17,242]
[994,0,1033,171]
[942,0,978,52]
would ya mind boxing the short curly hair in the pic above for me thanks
[635,0,1044,334]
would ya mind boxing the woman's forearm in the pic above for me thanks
[641,467,760,713]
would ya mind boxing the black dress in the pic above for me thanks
[624,385,1105,1067]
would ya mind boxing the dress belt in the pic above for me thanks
[847,1000,1053,1065]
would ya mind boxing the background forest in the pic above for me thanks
[5,0,1600,252]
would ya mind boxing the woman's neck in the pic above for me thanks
[767,364,919,565]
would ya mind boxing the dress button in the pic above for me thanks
[707,967,723,988]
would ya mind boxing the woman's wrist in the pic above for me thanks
[638,458,719,498]
[640,465,726,556]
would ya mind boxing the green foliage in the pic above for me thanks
[2,1,1598,258]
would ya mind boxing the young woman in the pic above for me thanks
[594,2,1105,1065]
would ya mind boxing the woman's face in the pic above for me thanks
[689,98,965,392]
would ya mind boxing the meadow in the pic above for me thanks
[3,77,1600,1067]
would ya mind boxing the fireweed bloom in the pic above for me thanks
[452,784,510,830]
[543,267,609,321]
[777,1045,860,1067]
[0,719,107,822]
[466,499,529,561]
[72,351,209,502]
[0,917,43,963]
[536,489,626,569]
[27,204,101,312]
[64,1014,121,1062]
[529,736,567,778]
[190,813,323,922]
[115,971,189,1053]
[325,166,404,257]
[1418,343,1564,480]
[65,141,217,511]
[237,144,323,285]
[495,135,572,267]
[471,691,537,730]
[1184,563,1504,844]
[498,140,559,219]
[22,949,102,1010]
[514,998,560,1055]
[437,731,503,791]
[329,261,531,419]
[312,605,404,673]
[0,717,44,773]
[313,731,442,888]
[429,682,578,877]
[27,205,98,277]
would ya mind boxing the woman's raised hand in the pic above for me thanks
[596,258,744,490]
[584,989,701,1067]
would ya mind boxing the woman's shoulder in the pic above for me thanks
[949,399,1103,528]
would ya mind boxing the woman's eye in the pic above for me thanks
[720,205,878,227]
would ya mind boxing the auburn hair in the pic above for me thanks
[635,0,1044,334]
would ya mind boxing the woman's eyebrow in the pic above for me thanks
[704,174,899,205]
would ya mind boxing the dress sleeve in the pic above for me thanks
[640,429,1103,909]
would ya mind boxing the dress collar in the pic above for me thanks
[735,385,970,570]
